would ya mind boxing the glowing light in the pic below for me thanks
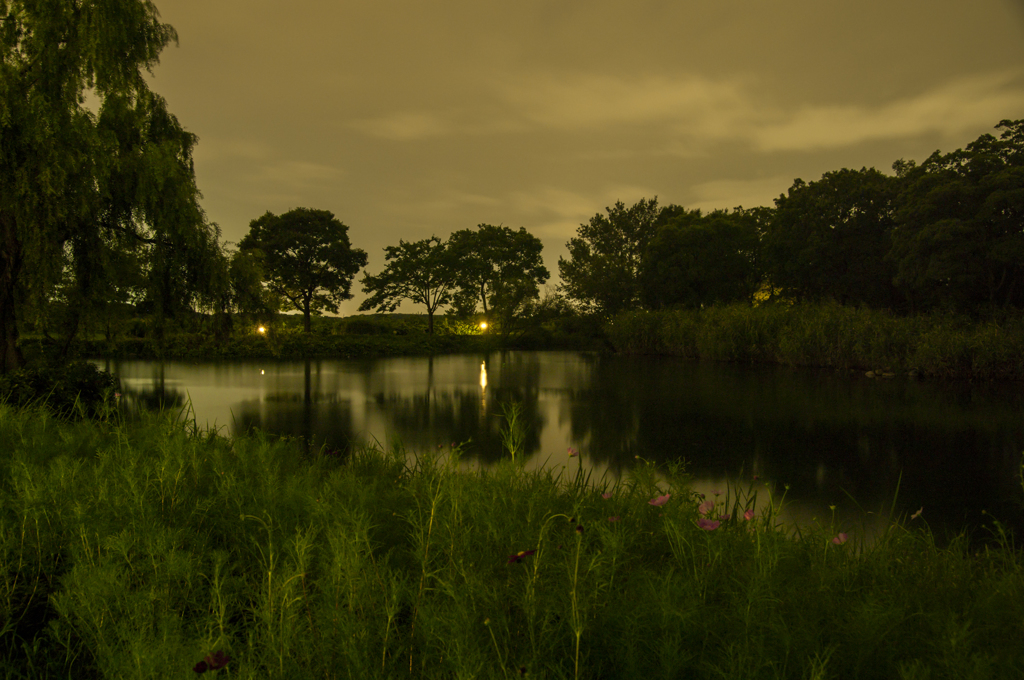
[260,369,264,375]
[257,326,266,334]
[479,322,487,331]
[479,361,487,389]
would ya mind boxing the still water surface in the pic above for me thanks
[95,352,1024,543]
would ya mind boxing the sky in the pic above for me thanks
[143,0,1024,316]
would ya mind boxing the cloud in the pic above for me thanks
[194,137,273,163]
[494,73,750,134]
[489,69,1024,156]
[251,160,344,186]
[350,111,452,140]
[751,71,1024,152]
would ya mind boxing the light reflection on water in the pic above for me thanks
[96,352,1024,544]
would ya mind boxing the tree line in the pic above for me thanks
[560,119,1024,318]
[2,1,1020,376]
[236,214,549,336]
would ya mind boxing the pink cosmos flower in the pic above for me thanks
[567,447,579,457]
[718,514,731,521]
[698,518,721,531]
[608,516,620,522]
[698,500,714,515]
[648,493,671,506]
[508,549,537,564]
[601,492,613,500]
[832,533,848,545]
[743,509,755,521]
[910,507,923,520]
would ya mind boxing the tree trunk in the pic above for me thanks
[0,212,24,374]
[427,309,434,334]
[303,298,311,333]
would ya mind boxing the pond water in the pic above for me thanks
[94,352,1024,544]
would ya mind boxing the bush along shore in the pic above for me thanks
[26,313,607,363]
[0,403,1022,679]
[606,302,1024,380]
[71,331,498,362]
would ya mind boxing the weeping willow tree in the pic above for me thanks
[0,0,224,371]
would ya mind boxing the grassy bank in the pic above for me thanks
[606,303,1024,380]
[1,406,1021,678]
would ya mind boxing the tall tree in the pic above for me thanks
[761,168,900,308]
[238,208,367,333]
[558,198,662,316]
[641,208,761,309]
[0,0,217,371]
[888,119,1024,313]
[447,224,549,335]
[359,236,457,334]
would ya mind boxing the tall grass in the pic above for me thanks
[0,403,1021,678]
[607,302,1024,379]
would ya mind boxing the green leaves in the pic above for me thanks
[447,225,549,336]
[558,198,661,317]
[1,0,222,368]
[359,236,456,334]
[239,208,367,332]
[888,119,1024,312]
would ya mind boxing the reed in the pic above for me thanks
[607,302,1024,380]
[0,403,1021,678]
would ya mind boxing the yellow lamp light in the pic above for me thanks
[257,326,266,334]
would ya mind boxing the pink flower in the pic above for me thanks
[648,493,671,506]
[607,516,620,522]
[911,507,923,520]
[712,489,722,497]
[743,509,755,521]
[718,514,731,521]
[567,447,579,457]
[601,492,613,500]
[507,549,537,564]
[832,533,848,545]
[698,500,714,515]
[698,518,720,531]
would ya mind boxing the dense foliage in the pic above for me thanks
[558,119,1024,321]
[238,209,367,333]
[0,0,224,372]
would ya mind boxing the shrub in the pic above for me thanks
[0,361,119,419]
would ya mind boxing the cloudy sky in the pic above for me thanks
[145,0,1024,316]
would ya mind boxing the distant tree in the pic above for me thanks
[558,198,666,316]
[447,225,550,335]
[0,0,216,372]
[761,168,900,308]
[239,209,367,333]
[359,236,458,334]
[888,119,1024,313]
[641,208,761,309]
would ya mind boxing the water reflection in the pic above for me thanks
[97,353,1024,543]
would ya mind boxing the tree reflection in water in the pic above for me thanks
[99,354,1024,544]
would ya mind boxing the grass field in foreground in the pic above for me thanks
[0,404,1022,679]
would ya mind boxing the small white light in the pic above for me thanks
[257,326,266,334]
